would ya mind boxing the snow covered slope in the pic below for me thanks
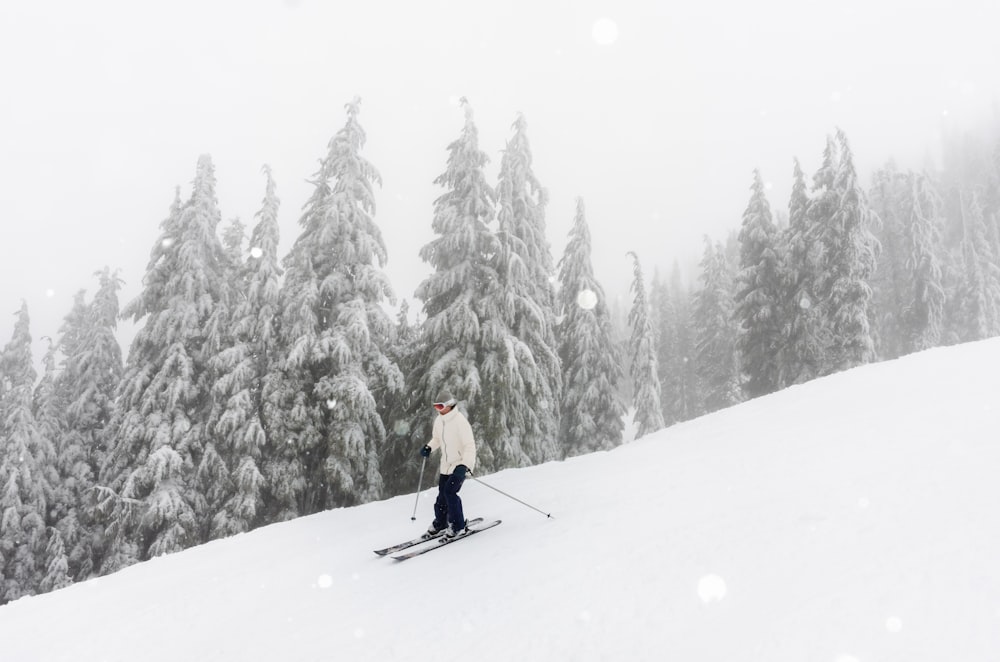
[1,339,999,662]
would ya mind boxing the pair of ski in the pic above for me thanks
[374,517,501,561]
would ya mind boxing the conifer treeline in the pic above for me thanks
[0,98,625,601]
[637,122,1000,429]
[2,99,998,602]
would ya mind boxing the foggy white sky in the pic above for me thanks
[2,0,998,359]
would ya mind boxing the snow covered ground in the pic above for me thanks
[1,339,999,662]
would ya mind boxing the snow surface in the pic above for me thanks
[2,339,999,661]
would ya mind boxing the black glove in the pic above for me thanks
[453,464,468,480]
[420,445,431,458]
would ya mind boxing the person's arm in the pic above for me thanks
[426,417,442,452]
[459,418,476,473]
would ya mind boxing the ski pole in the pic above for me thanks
[471,476,554,519]
[410,455,427,521]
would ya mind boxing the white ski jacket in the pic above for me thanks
[427,407,477,476]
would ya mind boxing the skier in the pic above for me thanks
[421,392,477,539]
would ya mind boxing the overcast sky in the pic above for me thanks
[2,0,998,361]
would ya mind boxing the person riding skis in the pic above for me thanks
[421,391,477,539]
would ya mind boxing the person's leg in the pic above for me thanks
[443,471,466,531]
[431,474,449,531]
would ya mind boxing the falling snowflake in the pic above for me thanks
[697,574,727,603]
[317,574,333,589]
[576,289,598,310]
[591,17,619,46]
[249,247,263,259]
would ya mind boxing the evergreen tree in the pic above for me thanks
[817,130,880,372]
[38,528,71,594]
[692,238,742,414]
[0,303,56,602]
[409,100,510,472]
[868,163,910,359]
[801,136,849,374]
[268,98,401,517]
[221,217,247,272]
[735,170,784,398]
[650,266,697,425]
[56,269,123,580]
[555,198,626,456]
[100,155,227,568]
[488,112,561,463]
[953,190,1000,340]
[208,166,281,536]
[626,252,665,437]
[379,300,423,496]
[649,272,673,422]
[671,264,699,421]
[33,339,64,493]
[195,213,246,540]
[900,173,947,352]
[779,158,823,385]
[31,340,70,595]
[46,292,88,580]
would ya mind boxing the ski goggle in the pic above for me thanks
[432,400,456,411]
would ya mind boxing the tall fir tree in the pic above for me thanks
[32,340,71,594]
[100,155,228,568]
[488,112,561,463]
[655,264,699,423]
[953,190,1000,341]
[692,238,742,414]
[779,158,824,385]
[221,217,246,273]
[555,198,626,456]
[0,303,57,602]
[208,166,282,536]
[54,269,123,580]
[734,169,784,398]
[38,527,71,594]
[409,99,511,472]
[268,98,401,517]
[816,130,880,373]
[650,272,677,424]
[873,170,948,354]
[901,173,947,352]
[869,162,911,359]
[804,134,841,322]
[195,211,247,539]
[379,300,423,496]
[626,252,665,437]
[46,292,88,580]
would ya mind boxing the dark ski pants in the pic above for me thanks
[433,471,466,531]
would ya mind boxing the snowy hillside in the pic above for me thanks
[1,339,999,662]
